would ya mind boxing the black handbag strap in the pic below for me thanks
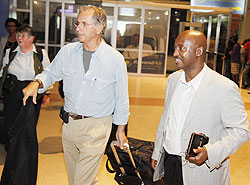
[105,158,116,173]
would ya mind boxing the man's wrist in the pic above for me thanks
[33,79,42,88]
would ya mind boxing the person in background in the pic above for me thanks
[231,36,241,85]
[151,30,250,185]
[0,25,51,151]
[22,6,129,185]
[222,38,234,80]
[123,33,152,59]
[0,18,19,67]
[242,38,250,89]
[0,24,51,184]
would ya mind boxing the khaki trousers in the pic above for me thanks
[62,116,112,185]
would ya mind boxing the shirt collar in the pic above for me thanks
[13,44,36,55]
[179,63,208,91]
[78,39,105,58]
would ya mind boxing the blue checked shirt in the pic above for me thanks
[37,40,129,125]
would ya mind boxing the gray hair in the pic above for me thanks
[79,6,107,37]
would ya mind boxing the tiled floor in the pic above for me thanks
[0,75,250,185]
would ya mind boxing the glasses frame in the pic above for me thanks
[74,20,96,28]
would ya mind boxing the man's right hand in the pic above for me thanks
[151,159,157,170]
[22,81,40,106]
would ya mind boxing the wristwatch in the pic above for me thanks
[33,79,42,87]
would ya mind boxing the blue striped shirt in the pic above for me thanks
[37,40,129,125]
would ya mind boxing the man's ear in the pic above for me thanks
[96,24,104,35]
[196,46,204,57]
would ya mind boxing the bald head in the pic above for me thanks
[177,30,207,56]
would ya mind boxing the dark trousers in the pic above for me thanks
[164,150,184,185]
[224,58,232,80]
[243,62,250,87]
[2,80,42,150]
[0,98,39,185]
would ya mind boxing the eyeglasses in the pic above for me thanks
[7,25,17,28]
[74,21,95,28]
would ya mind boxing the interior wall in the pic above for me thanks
[240,0,250,42]
[0,0,9,38]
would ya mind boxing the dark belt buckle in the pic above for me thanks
[71,114,83,120]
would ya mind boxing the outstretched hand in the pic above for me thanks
[22,82,40,106]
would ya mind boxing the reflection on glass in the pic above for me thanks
[116,7,141,73]
[48,2,62,61]
[194,14,229,74]
[102,7,114,46]
[17,0,29,9]
[65,16,77,43]
[49,4,62,44]
[123,34,153,59]
[141,9,169,74]
[207,53,215,70]
[17,12,30,25]
[32,1,46,43]
[48,47,60,61]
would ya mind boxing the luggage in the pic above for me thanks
[106,137,163,185]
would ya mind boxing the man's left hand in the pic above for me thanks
[186,146,208,166]
[115,125,128,149]
[42,94,50,105]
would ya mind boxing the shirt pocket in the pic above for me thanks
[84,77,114,104]
[62,69,77,93]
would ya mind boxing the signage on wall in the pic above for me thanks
[191,0,246,15]
[75,0,102,6]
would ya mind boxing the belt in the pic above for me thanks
[165,150,182,161]
[69,113,91,120]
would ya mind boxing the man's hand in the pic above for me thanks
[186,146,208,166]
[115,125,128,149]
[151,159,157,170]
[22,81,40,106]
[42,94,50,105]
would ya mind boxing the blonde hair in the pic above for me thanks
[79,6,107,37]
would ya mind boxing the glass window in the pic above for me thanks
[117,7,142,73]
[33,1,46,43]
[102,6,114,46]
[48,2,62,60]
[48,47,60,61]
[141,9,169,74]
[49,2,62,45]
[65,16,78,43]
[17,12,30,25]
[17,0,29,9]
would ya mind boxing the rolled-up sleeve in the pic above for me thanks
[112,55,129,125]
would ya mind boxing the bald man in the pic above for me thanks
[151,30,250,185]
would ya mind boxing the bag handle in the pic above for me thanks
[105,158,116,173]
[111,141,143,183]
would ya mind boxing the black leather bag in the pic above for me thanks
[3,74,18,94]
[106,137,154,182]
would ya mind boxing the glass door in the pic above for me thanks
[193,13,231,74]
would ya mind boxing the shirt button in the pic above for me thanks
[163,131,166,136]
